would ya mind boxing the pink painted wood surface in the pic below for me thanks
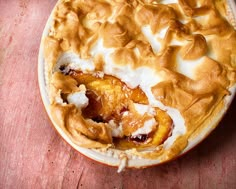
[0,0,235,188]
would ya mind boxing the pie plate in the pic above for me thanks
[38,0,236,171]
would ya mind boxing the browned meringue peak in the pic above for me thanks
[158,46,180,69]
[144,46,179,70]
[194,57,231,88]
[80,1,112,29]
[116,5,141,36]
[178,0,212,17]
[111,48,138,67]
[100,22,131,48]
[178,0,235,36]
[208,31,236,70]
[70,0,111,17]
[84,1,111,20]
[125,39,155,57]
[180,34,207,60]
[161,20,190,49]
[135,4,176,34]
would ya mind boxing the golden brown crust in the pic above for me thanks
[43,0,236,158]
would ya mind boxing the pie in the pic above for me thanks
[42,0,236,169]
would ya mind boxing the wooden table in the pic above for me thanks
[0,1,235,188]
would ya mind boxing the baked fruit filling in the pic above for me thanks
[56,66,173,149]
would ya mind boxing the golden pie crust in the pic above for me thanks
[43,0,236,161]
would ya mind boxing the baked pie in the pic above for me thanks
[41,0,236,169]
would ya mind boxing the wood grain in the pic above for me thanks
[0,0,235,188]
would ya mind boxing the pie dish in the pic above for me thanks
[38,0,236,172]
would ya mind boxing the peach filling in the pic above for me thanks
[60,67,173,149]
